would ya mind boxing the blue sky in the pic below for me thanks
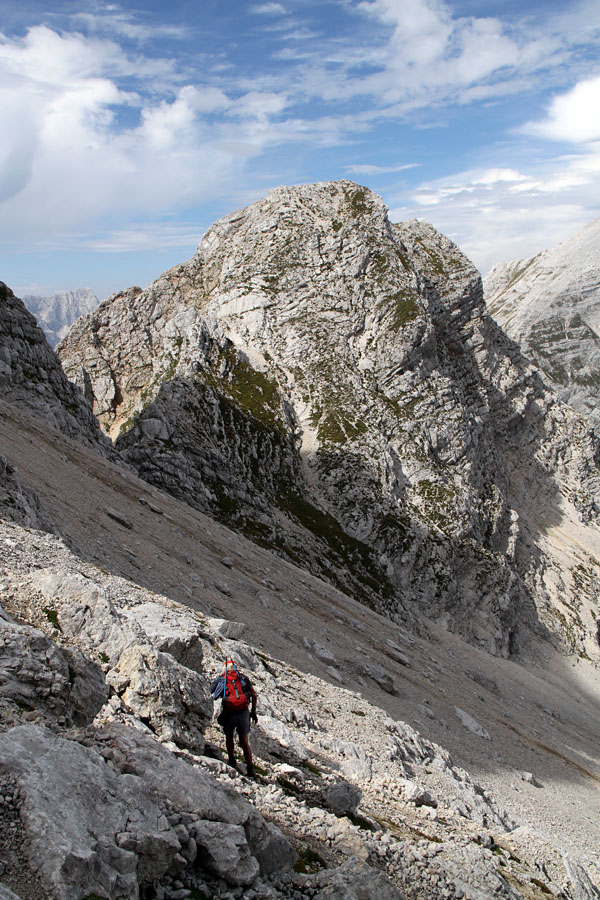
[1,0,599,301]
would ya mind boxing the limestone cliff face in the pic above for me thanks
[0,282,112,456]
[484,218,600,425]
[58,182,600,659]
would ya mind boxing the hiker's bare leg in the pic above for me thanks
[226,732,236,761]
[240,733,253,767]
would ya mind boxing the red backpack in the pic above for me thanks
[219,660,251,710]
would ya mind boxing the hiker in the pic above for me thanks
[211,658,258,778]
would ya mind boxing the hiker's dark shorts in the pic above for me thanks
[221,707,250,738]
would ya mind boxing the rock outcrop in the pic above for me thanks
[484,218,600,425]
[58,182,600,659]
[22,287,99,347]
[0,282,112,455]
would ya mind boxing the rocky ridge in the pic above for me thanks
[484,219,600,425]
[22,288,99,347]
[58,182,600,660]
[0,283,112,458]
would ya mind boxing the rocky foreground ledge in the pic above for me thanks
[1,514,599,900]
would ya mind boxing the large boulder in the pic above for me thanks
[0,611,107,728]
[31,570,213,751]
[0,722,296,899]
[0,725,180,900]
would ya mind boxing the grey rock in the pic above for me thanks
[0,282,112,454]
[312,858,404,899]
[241,817,297,876]
[455,708,491,740]
[121,601,206,673]
[361,663,398,695]
[0,616,107,726]
[0,724,179,900]
[32,570,213,749]
[402,781,438,808]
[105,506,134,529]
[325,781,362,815]
[258,715,309,760]
[0,453,40,528]
[23,287,99,347]
[0,886,24,900]
[107,644,212,751]
[561,854,600,900]
[208,618,247,641]
[485,218,600,426]
[189,821,260,886]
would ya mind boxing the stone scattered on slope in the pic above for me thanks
[1,513,598,900]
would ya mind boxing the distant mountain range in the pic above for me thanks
[22,287,99,346]
[484,218,600,425]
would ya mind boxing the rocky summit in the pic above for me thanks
[484,218,600,426]
[3,182,600,900]
[59,181,600,661]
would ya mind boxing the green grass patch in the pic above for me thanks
[277,776,302,796]
[346,187,369,216]
[300,759,323,776]
[43,607,62,632]
[294,846,327,874]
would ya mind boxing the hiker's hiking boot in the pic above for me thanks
[227,756,237,771]
[246,764,256,779]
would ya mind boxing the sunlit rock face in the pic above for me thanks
[484,218,600,426]
[58,182,600,659]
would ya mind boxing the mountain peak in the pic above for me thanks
[58,184,600,661]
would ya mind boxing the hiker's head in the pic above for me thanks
[226,659,237,671]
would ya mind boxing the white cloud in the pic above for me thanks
[251,3,286,15]
[2,2,599,274]
[524,75,600,143]
[84,223,205,253]
[350,0,558,107]
[345,163,419,175]
[0,25,290,246]
[71,10,189,43]
[394,149,600,275]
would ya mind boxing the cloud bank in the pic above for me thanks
[0,0,599,276]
